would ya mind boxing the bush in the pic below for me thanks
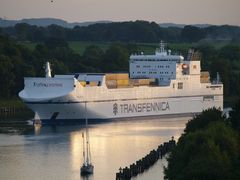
[165,122,240,180]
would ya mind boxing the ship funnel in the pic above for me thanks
[45,61,52,78]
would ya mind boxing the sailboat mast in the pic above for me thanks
[85,102,89,165]
[82,132,85,164]
[80,101,93,175]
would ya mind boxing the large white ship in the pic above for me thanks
[19,43,223,125]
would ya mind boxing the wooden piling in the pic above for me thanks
[116,137,176,179]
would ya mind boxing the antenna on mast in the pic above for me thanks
[160,40,165,53]
[155,40,167,55]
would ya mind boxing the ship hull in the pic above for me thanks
[25,94,223,125]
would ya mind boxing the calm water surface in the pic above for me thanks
[0,117,190,180]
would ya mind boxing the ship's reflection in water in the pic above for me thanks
[0,117,190,180]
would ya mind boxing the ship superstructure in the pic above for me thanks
[130,41,184,86]
[19,43,223,124]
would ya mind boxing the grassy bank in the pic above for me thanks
[0,98,34,119]
[0,98,34,134]
[0,98,27,108]
[19,41,240,56]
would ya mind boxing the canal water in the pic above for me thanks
[0,116,190,180]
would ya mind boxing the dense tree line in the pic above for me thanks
[164,107,240,180]
[2,21,240,43]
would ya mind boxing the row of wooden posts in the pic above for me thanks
[0,107,29,116]
[116,137,176,180]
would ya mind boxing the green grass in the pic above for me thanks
[68,41,111,55]
[0,98,34,121]
[17,41,39,50]
[17,41,160,55]
[0,98,27,108]
[134,43,156,54]
[69,41,162,55]
[70,42,190,55]
[18,41,240,56]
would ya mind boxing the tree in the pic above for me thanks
[195,44,217,71]
[103,44,129,72]
[82,45,104,72]
[14,23,31,40]
[165,122,240,180]
[47,24,66,39]
[0,55,15,97]
[181,26,206,42]
[219,45,240,62]
[44,37,68,49]
[230,98,240,131]
[50,59,69,75]
[210,58,230,95]
[184,108,225,134]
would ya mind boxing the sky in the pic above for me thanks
[1,0,240,25]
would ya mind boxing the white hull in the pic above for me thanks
[24,92,223,124]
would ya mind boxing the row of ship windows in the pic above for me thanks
[134,71,173,74]
[159,77,171,81]
[176,77,188,80]
[132,59,177,62]
[136,65,171,68]
[172,82,183,89]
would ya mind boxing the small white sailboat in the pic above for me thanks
[80,102,94,175]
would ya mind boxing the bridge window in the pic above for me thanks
[178,82,183,89]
